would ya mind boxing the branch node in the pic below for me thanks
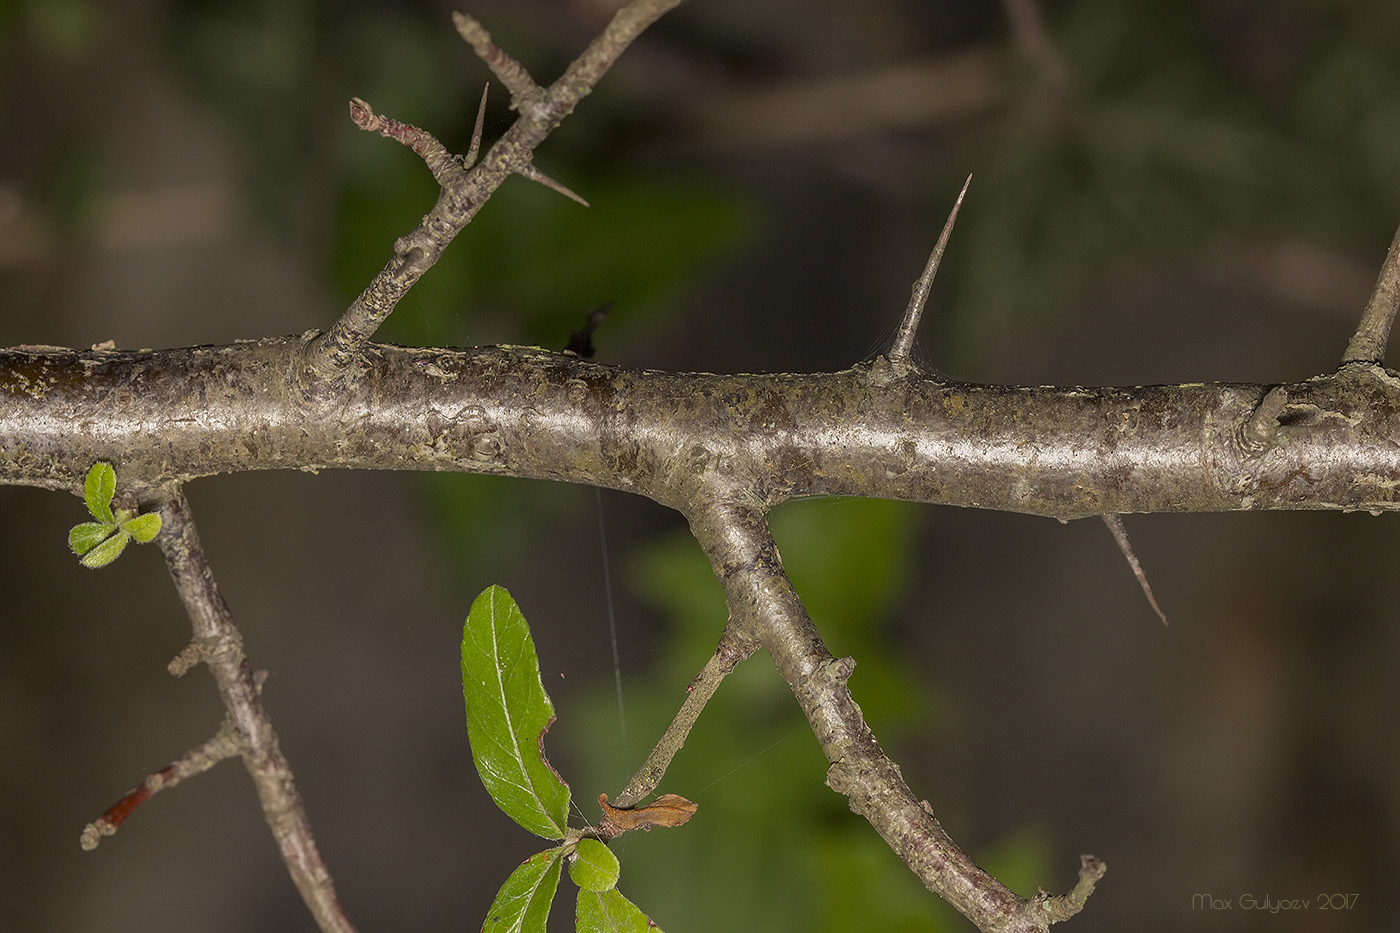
[1239,385,1289,456]
[887,174,971,368]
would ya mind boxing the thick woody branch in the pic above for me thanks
[304,0,681,380]
[685,498,1102,932]
[6,342,1400,520]
[155,489,355,933]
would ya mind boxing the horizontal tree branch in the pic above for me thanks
[4,340,1400,520]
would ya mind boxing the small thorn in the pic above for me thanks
[519,163,589,207]
[1102,513,1168,625]
[888,174,971,366]
[463,84,489,169]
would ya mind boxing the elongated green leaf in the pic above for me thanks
[69,521,116,556]
[483,848,564,933]
[462,585,570,838]
[79,529,130,568]
[84,463,116,524]
[120,512,163,543]
[576,887,659,933]
[568,838,620,892]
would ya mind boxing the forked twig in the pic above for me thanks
[687,497,1105,931]
[304,0,682,381]
[155,489,356,933]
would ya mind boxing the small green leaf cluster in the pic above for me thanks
[462,585,663,932]
[68,463,162,568]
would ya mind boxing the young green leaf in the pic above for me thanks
[576,887,659,933]
[120,512,163,543]
[483,848,564,933]
[83,463,116,524]
[461,585,570,838]
[79,529,131,569]
[69,522,117,557]
[568,838,620,893]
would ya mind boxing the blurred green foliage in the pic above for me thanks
[948,0,1400,357]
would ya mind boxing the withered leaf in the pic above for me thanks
[597,792,697,836]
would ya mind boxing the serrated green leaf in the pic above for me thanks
[483,848,564,933]
[84,463,116,524]
[121,512,162,543]
[69,521,116,556]
[79,529,130,568]
[462,585,570,838]
[568,838,620,893]
[576,887,659,933]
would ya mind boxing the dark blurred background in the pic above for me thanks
[3,0,1400,930]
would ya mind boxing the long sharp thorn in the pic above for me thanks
[1102,514,1168,626]
[464,84,489,169]
[889,174,971,365]
[519,163,589,207]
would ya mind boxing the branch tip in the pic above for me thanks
[888,174,971,366]
[80,721,242,851]
[1343,222,1400,365]
[452,11,542,103]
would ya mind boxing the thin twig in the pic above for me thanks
[81,719,242,851]
[155,489,356,933]
[888,175,971,367]
[612,629,757,808]
[1102,513,1167,626]
[348,98,462,187]
[687,498,1103,932]
[1343,222,1400,364]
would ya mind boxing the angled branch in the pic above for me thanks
[303,0,681,382]
[155,489,356,933]
[1343,222,1400,364]
[686,497,1103,932]
[349,97,462,187]
[888,175,971,368]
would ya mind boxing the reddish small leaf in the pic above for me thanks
[597,792,697,836]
